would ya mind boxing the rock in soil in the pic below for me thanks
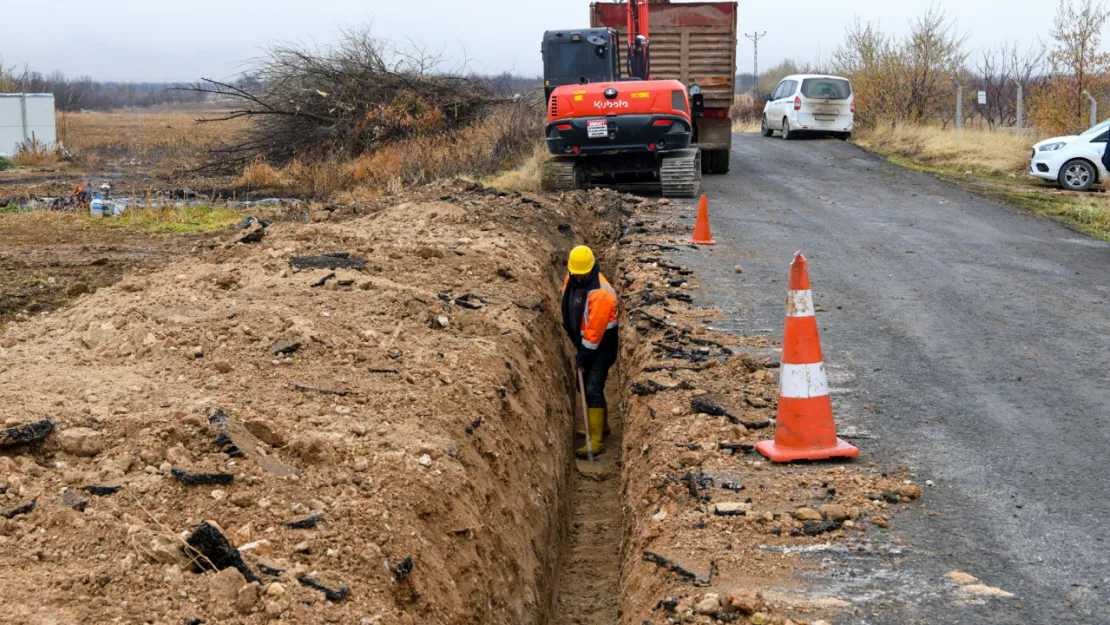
[56,427,104,457]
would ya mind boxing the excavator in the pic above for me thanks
[540,0,737,196]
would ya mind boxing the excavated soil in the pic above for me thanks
[0,215,219,327]
[0,181,634,625]
[610,203,926,625]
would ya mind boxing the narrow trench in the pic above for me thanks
[548,371,625,625]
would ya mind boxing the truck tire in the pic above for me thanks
[540,158,582,192]
[660,150,702,198]
[761,115,774,137]
[708,149,730,174]
[782,118,795,140]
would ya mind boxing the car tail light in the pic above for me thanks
[794,96,801,111]
[649,143,656,150]
[572,146,580,153]
[850,100,855,113]
[653,119,672,126]
[556,124,572,130]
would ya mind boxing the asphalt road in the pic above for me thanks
[675,132,1110,624]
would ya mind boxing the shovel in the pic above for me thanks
[577,368,593,462]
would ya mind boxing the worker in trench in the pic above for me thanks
[561,245,619,458]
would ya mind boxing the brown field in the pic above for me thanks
[57,107,250,172]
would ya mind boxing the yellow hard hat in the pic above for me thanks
[567,245,596,275]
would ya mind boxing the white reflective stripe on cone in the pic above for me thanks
[780,362,830,399]
[786,289,815,318]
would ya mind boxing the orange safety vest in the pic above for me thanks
[563,272,619,350]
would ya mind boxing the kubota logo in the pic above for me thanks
[593,100,629,109]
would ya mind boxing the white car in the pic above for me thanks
[1030,120,1110,191]
[761,74,854,140]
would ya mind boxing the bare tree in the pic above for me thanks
[1049,0,1110,119]
[971,41,1046,128]
[902,6,969,124]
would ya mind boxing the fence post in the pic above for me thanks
[1011,79,1023,130]
[1083,90,1097,128]
[952,78,963,131]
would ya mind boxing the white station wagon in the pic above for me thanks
[761,74,854,140]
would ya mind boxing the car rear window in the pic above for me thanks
[801,78,851,100]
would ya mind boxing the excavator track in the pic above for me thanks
[659,149,702,198]
[541,158,581,192]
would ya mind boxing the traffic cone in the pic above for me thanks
[755,252,859,463]
[690,194,715,245]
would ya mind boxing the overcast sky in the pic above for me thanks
[0,1,1076,82]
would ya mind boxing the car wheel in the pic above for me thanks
[781,118,793,140]
[761,115,773,137]
[838,132,852,141]
[1059,159,1096,191]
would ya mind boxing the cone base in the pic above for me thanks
[690,238,716,245]
[755,438,859,463]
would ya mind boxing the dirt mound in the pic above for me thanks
[0,181,633,625]
[613,207,924,625]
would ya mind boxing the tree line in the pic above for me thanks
[0,58,207,111]
[743,0,1110,136]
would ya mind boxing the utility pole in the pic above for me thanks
[744,31,767,95]
[952,78,963,132]
[1083,90,1098,128]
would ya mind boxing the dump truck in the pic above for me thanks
[591,1,737,174]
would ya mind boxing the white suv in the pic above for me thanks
[761,74,854,140]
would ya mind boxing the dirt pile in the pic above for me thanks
[0,181,633,625]
[612,204,924,625]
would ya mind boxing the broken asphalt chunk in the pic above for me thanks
[310,272,336,288]
[85,485,120,496]
[298,576,350,602]
[171,468,234,486]
[0,500,35,519]
[642,550,711,586]
[286,513,322,529]
[391,555,414,582]
[289,255,367,271]
[800,520,842,536]
[185,521,259,582]
[0,419,54,448]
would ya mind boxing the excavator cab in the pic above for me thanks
[542,28,621,100]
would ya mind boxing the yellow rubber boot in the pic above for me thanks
[576,408,606,458]
[578,408,612,437]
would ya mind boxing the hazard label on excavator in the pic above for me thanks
[587,120,608,138]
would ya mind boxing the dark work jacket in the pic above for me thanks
[561,265,619,362]
[1102,138,1110,172]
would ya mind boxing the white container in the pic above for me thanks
[89,195,105,217]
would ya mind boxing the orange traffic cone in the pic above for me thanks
[755,252,859,463]
[690,194,715,245]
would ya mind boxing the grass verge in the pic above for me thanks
[854,125,1110,241]
[90,205,245,234]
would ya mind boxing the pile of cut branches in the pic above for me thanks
[189,28,511,172]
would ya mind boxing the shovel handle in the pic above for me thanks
[577,368,593,462]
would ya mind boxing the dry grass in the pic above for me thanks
[228,103,544,199]
[12,134,62,167]
[234,160,283,189]
[732,119,762,133]
[482,145,550,192]
[853,125,1040,177]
